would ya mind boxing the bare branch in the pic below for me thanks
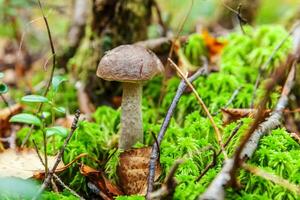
[147,65,208,197]
[53,174,86,200]
[149,159,184,200]
[22,0,57,147]
[33,110,81,199]
[196,121,243,182]
[198,62,296,200]
[168,58,227,159]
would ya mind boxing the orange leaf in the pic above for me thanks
[202,30,227,58]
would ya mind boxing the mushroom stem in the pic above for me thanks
[119,82,143,150]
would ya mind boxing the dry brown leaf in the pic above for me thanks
[117,147,161,195]
[0,148,64,179]
[80,164,123,199]
[221,108,271,125]
[0,104,23,134]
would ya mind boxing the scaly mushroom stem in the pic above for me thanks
[119,82,143,150]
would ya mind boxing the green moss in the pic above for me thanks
[14,25,299,199]
[42,190,79,200]
[115,195,145,200]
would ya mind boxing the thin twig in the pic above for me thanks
[168,58,227,159]
[149,159,184,200]
[152,0,167,36]
[198,61,296,200]
[199,29,300,196]
[221,0,247,34]
[158,0,194,105]
[33,139,45,166]
[22,0,57,147]
[236,4,246,34]
[195,147,217,182]
[250,23,300,108]
[229,57,296,187]
[0,94,11,111]
[223,86,243,109]
[150,131,161,160]
[33,110,80,199]
[42,127,48,177]
[53,174,86,200]
[195,121,243,182]
[146,65,207,197]
[213,86,243,115]
[33,139,85,199]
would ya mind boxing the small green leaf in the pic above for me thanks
[46,126,68,137]
[0,83,8,94]
[21,95,49,103]
[9,113,42,127]
[52,75,67,92]
[54,106,66,114]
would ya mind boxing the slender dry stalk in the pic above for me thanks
[158,0,194,105]
[22,0,57,147]
[33,110,80,199]
[242,163,300,195]
[168,58,227,159]
[147,65,207,197]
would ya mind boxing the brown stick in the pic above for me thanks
[168,58,227,159]
[21,0,57,147]
[195,121,243,182]
[199,61,297,200]
[146,65,207,197]
[33,110,80,199]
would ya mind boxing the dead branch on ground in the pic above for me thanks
[198,36,299,199]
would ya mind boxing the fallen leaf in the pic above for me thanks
[221,108,271,125]
[80,164,123,199]
[0,148,64,179]
[0,104,23,135]
[117,147,161,195]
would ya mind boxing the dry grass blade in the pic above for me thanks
[147,66,208,197]
[168,58,227,159]
[159,0,194,105]
[242,163,300,195]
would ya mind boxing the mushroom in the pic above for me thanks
[97,45,164,150]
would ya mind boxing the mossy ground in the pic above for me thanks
[13,25,300,199]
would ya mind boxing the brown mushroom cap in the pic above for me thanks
[97,45,164,83]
